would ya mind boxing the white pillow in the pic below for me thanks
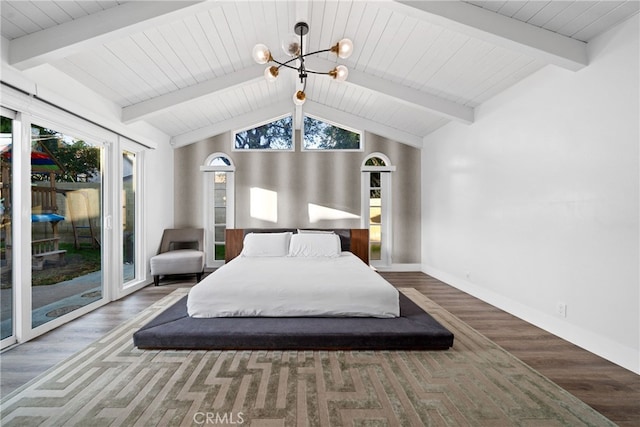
[288,233,341,257]
[241,232,292,257]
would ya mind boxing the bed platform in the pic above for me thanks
[133,292,454,350]
[133,228,454,351]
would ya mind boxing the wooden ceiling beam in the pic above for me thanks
[391,1,588,71]
[9,1,213,71]
[306,57,474,124]
[122,64,265,124]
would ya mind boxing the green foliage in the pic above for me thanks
[235,116,293,149]
[1,116,11,133]
[215,244,226,260]
[365,156,386,167]
[304,116,360,150]
[31,125,100,182]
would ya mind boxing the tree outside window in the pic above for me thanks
[303,115,361,150]
[234,115,293,150]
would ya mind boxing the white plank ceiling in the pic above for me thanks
[1,1,638,148]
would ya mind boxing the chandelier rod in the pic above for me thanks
[270,48,336,75]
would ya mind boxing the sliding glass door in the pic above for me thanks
[1,90,148,347]
[1,111,15,344]
[30,123,104,328]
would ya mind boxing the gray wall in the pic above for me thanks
[174,131,421,263]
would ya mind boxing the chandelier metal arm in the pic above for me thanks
[298,48,333,59]
[270,59,300,71]
[253,22,352,105]
[271,48,336,73]
[270,62,334,76]
[302,68,334,76]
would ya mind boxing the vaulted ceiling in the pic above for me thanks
[1,1,638,148]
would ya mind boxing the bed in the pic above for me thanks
[187,231,399,318]
[133,228,454,350]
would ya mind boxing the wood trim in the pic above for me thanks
[350,229,369,265]
[224,229,370,264]
[225,229,244,263]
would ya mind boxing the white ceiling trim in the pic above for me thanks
[122,64,265,124]
[306,57,474,124]
[305,102,423,148]
[8,1,213,71]
[390,0,588,71]
[170,100,294,148]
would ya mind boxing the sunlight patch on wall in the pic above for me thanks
[250,187,278,223]
[308,203,360,223]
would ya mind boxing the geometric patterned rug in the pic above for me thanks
[0,288,615,426]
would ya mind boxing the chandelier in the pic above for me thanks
[252,22,353,106]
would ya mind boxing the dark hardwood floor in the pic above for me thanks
[1,272,638,426]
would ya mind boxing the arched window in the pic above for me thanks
[201,153,235,266]
[361,153,395,267]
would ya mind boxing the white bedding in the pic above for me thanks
[187,252,399,318]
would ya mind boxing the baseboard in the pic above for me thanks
[422,264,640,375]
[375,263,422,272]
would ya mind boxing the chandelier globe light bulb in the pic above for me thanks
[331,65,349,82]
[337,38,353,59]
[293,90,306,105]
[264,66,279,82]
[282,33,301,57]
[252,44,271,64]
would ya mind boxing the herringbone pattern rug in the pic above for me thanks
[1,288,614,426]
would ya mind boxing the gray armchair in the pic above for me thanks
[150,228,205,286]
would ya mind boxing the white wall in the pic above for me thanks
[421,16,639,373]
[142,140,174,281]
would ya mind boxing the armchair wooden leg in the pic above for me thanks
[154,275,159,286]
[196,272,203,282]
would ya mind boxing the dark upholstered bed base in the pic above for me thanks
[133,293,454,351]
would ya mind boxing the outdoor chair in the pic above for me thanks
[150,228,205,286]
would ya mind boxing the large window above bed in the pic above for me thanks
[233,115,293,151]
[303,115,362,151]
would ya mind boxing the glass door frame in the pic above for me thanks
[1,102,115,345]
[1,107,17,348]
[29,114,113,339]
[119,138,145,294]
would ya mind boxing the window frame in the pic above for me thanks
[361,153,395,268]
[232,114,294,152]
[119,138,146,292]
[302,113,364,152]
[201,153,235,267]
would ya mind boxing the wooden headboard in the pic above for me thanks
[225,229,369,265]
